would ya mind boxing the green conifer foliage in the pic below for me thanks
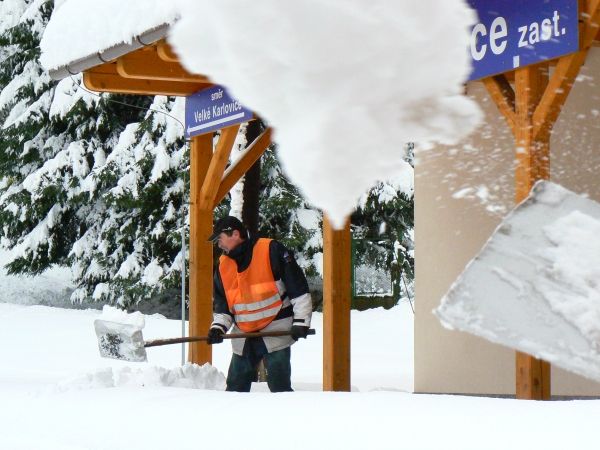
[0,0,413,311]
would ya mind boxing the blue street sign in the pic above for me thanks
[467,0,578,81]
[185,85,253,137]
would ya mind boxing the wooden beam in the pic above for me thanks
[84,63,207,96]
[482,74,517,135]
[157,40,180,62]
[514,64,551,400]
[197,125,241,211]
[531,50,588,142]
[515,64,550,199]
[188,134,214,365]
[117,47,210,83]
[582,0,600,47]
[529,0,600,142]
[323,216,351,391]
[213,127,273,207]
[516,351,551,400]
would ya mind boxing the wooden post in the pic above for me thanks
[513,64,551,399]
[188,134,214,365]
[322,216,351,391]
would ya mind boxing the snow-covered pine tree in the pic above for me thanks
[258,145,322,277]
[67,96,193,306]
[0,0,191,308]
[0,0,413,310]
[0,0,130,276]
[352,143,414,300]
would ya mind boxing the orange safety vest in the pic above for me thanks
[219,238,283,333]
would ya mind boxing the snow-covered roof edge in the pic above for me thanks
[47,23,170,80]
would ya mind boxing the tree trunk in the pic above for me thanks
[241,120,264,238]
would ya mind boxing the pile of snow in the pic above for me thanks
[99,304,145,329]
[170,0,481,227]
[436,181,600,382]
[56,363,225,392]
[0,249,74,306]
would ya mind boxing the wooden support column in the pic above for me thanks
[188,125,240,364]
[323,216,351,391]
[514,64,551,399]
[188,133,214,364]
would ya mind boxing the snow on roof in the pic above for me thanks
[40,0,179,74]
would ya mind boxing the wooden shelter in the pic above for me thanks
[75,40,351,391]
[45,0,600,398]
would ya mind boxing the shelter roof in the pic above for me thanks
[40,0,178,80]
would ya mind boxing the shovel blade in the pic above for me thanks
[94,319,147,362]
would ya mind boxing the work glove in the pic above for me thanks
[207,327,225,345]
[291,325,309,341]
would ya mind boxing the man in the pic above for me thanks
[206,216,312,392]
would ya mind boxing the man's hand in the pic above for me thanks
[291,325,309,341]
[207,327,225,344]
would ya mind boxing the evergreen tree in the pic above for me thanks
[258,145,322,277]
[0,0,413,311]
[0,0,185,308]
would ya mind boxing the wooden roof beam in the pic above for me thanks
[531,0,600,140]
[583,0,600,46]
[531,51,587,141]
[157,40,179,63]
[213,127,273,207]
[116,46,209,83]
[83,63,208,96]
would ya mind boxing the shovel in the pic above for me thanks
[94,318,316,362]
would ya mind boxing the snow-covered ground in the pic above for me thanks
[1,294,599,450]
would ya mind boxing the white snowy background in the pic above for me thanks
[0,264,599,450]
[8,1,597,448]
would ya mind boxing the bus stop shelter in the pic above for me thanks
[43,0,600,398]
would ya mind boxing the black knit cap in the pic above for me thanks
[208,216,248,242]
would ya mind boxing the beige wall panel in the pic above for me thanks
[415,48,600,396]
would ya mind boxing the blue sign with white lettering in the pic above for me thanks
[185,85,253,137]
[468,0,578,81]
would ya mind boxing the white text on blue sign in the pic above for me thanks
[467,0,578,81]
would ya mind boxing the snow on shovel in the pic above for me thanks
[94,318,316,363]
[436,180,600,383]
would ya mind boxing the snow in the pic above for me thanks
[55,363,226,391]
[141,259,164,286]
[541,211,600,347]
[0,0,28,34]
[436,181,600,383]
[3,297,600,449]
[9,204,65,261]
[40,0,179,70]
[0,249,74,306]
[99,305,145,329]
[170,0,481,227]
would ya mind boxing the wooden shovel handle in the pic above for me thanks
[144,328,316,348]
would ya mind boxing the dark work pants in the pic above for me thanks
[226,338,293,392]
